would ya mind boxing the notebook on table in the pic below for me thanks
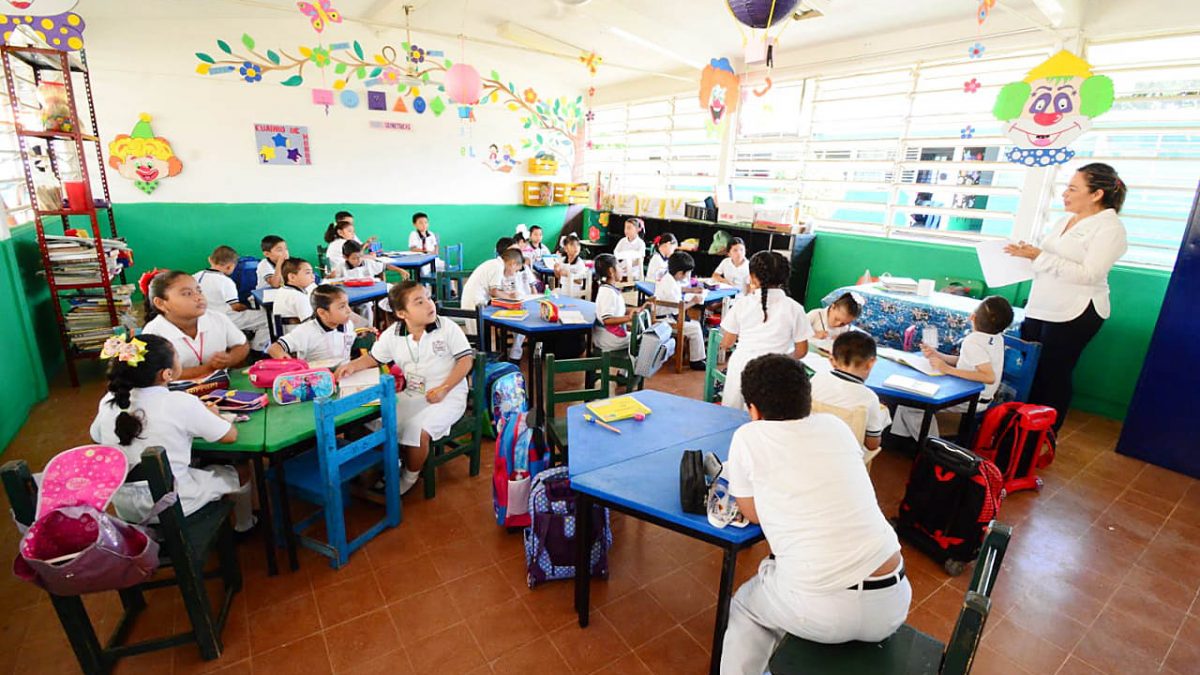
[882,374,940,397]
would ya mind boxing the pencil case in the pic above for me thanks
[272,369,336,405]
[201,389,269,412]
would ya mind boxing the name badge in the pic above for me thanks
[406,373,427,395]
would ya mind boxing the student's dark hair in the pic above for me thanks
[494,237,514,256]
[1076,162,1127,213]
[973,295,1015,335]
[210,245,238,266]
[830,292,862,319]
[335,210,353,221]
[593,253,618,285]
[529,225,542,233]
[559,232,581,257]
[280,257,310,285]
[832,331,877,367]
[144,269,193,321]
[748,251,791,322]
[654,232,678,250]
[323,219,353,243]
[513,231,527,243]
[260,235,285,253]
[311,284,347,315]
[667,250,694,276]
[625,217,645,232]
[741,354,811,421]
[728,237,746,250]
[106,334,177,446]
[500,248,524,266]
[388,279,426,313]
[341,239,363,258]
[412,212,428,224]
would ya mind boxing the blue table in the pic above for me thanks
[252,281,389,308]
[481,298,596,334]
[635,280,740,306]
[378,252,437,274]
[567,390,763,675]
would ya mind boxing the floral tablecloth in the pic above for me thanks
[821,283,1024,354]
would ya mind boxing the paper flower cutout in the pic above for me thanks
[964,78,981,93]
[309,46,330,67]
[968,43,985,59]
[239,61,262,83]
[100,336,148,366]
[960,125,976,139]
[586,110,595,122]
[523,88,538,104]
[409,45,425,64]
[588,86,596,97]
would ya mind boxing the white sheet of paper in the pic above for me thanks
[801,353,832,375]
[976,239,1034,288]
[876,347,943,377]
[558,310,588,325]
[339,367,380,397]
[882,374,940,397]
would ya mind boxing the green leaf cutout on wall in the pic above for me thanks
[267,50,281,65]
[353,41,365,60]
[335,62,348,74]
[242,34,255,50]
[217,39,231,54]
[195,52,214,63]
[281,75,303,87]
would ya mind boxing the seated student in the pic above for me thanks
[142,271,250,380]
[645,232,678,282]
[808,292,862,341]
[461,236,515,311]
[554,233,587,296]
[323,217,361,271]
[712,237,751,292]
[498,248,536,360]
[720,251,811,409]
[654,251,707,370]
[722,354,910,675]
[256,235,289,289]
[408,211,446,275]
[892,296,1014,441]
[268,285,357,365]
[335,281,474,496]
[194,245,270,352]
[331,239,384,280]
[592,253,646,353]
[91,333,254,530]
[612,217,646,282]
[512,230,532,258]
[810,331,892,454]
[527,225,553,259]
[273,257,317,328]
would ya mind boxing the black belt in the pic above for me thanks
[849,567,906,591]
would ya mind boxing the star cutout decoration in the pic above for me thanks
[271,132,288,147]
[287,147,303,162]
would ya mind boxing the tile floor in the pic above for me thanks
[1,362,1198,674]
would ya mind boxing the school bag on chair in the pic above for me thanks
[482,360,527,437]
[633,313,676,378]
[971,402,1056,495]
[894,437,1004,576]
[524,466,612,588]
[493,411,549,528]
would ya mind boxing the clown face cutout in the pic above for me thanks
[993,51,1114,167]
[108,114,183,195]
[700,58,739,136]
[0,0,85,51]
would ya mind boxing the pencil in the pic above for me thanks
[584,414,622,434]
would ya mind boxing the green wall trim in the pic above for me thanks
[804,232,1172,421]
[1,227,50,454]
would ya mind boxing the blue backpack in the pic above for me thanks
[492,411,549,528]
[484,360,527,437]
[523,466,612,588]
[232,256,260,306]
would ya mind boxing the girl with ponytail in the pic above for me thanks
[90,334,254,529]
[718,251,814,410]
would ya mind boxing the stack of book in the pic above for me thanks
[41,234,131,285]
[879,276,919,294]
[63,284,135,352]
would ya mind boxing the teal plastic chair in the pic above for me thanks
[596,309,650,393]
[769,522,1013,675]
[433,269,474,308]
[276,375,400,568]
[441,243,464,271]
[422,345,487,499]
[316,244,329,275]
[999,335,1041,404]
[703,328,726,403]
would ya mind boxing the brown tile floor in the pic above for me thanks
[2,363,1199,674]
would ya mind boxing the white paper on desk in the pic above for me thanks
[876,347,944,377]
[558,310,589,325]
[801,353,832,375]
[882,374,940,397]
[975,240,1034,288]
[339,368,380,398]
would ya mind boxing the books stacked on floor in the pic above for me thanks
[63,284,135,352]
[41,234,131,285]
[879,276,919,294]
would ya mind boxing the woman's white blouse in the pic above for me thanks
[1027,209,1127,322]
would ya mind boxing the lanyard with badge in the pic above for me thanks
[404,334,427,395]
[182,333,205,365]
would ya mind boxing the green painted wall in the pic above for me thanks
[0,227,50,453]
[804,232,1171,421]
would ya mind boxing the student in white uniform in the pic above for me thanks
[554,234,588,297]
[720,251,811,409]
[408,211,446,273]
[809,331,892,453]
[654,251,707,369]
[142,270,250,380]
[459,237,516,334]
[273,258,317,329]
[498,248,536,360]
[892,296,1014,441]
[90,333,254,530]
[336,281,474,496]
[527,225,553,260]
[712,237,751,292]
[808,292,863,341]
[612,217,646,282]
[591,254,646,353]
[645,232,678,282]
[194,245,269,352]
[330,239,384,280]
[323,217,373,272]
[256,235,289,290]
[721,354,910,675]
[268,285,358,364]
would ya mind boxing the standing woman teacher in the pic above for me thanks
[1005,163,1128,430]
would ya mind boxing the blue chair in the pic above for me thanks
[441,243,464,271]
[276,375,400,568]
[999,335,1041,404]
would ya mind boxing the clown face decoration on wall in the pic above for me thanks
[0,0,86,51]
[700,57,739,137]
[108,114,183,195]
[992,50,1114,167]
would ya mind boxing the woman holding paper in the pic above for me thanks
[1004,163,1128,430]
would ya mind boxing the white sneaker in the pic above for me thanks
[398,469,421,495]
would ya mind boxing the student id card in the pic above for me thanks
[406,373,427,395]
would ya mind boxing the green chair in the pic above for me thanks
[703,328,727,404]
[433,269,474,309]
[316,244,329,274]
[422,349,487,499]
[1,447,242,674]
[768,522,1013,675]
[598,308,650,394]
[542,349,615,464]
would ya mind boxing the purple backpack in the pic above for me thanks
[523,466,612,588]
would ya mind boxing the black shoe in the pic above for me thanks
[690,360,707,371]
[883,431,920,457]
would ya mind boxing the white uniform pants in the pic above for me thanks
[682,319,705,362]
[892,400,983,439]
[229,307,270,352]
[592,326,630,353]
[721,557,911,675]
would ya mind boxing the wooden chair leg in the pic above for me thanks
[323,483,348,569]
[174,547,223,660]
[468,434,481,477]
[217,521,242,594]
[422,447,438,500]
[51,594,107,675]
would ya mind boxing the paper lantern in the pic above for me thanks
[727,0,800,29]
[445,63,482,105]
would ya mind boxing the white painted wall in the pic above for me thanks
[76,1,582,204]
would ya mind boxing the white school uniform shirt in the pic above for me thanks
[714,257,750,291]
[595,283,625,323]
[325,235,361,269]
[143,311,247,369]
[654,273,689,318]
[255,258,277,289]
[194,269,240,314]
[807,306,852,340]
[409,230,439,254]
[276,315,357,364]
[613,235,645,261]
[810,369,893,439]
[721,288,812,356]
[501,267,537,296]
[558,254,587,278]
[461,258,506,309]
[724,416,902,594]
[273,285,313,322]
[90,386,235,517]
[371,318,474,397]
[1027,209,1127,321]
[528,242,552,259]
[957,331,1005,401]
[331,257,384,280]
[645,252,669,282]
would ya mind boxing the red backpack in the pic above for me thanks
[971,402,1056,494]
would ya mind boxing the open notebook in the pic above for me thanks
[876,347,943,377]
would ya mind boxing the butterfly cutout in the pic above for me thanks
[297,0,342,33]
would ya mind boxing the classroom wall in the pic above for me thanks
[804,232,1172,420]
[0,227,50,453]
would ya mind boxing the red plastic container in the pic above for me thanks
[62,181,87,211]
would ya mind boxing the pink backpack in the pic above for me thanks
[248,358,310,387]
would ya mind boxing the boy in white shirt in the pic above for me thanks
[721,354,909,674]
[256,235,288,289]
[712,237,750,292]
[807,292,862,341]
[891,296,1015,441]
[809,331,892,453]
[554,234,588,297]
[408,211,446,273]
[498,248,536,360]
[194,245,270,352]
[612,217,646,283]
[527,225,553,259]
[273,258,316,329]
[654,251,706,369]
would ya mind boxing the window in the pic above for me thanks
[729,82,806,208]
[0,64,36,228]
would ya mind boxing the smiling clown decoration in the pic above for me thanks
[700,57,739,137]
[108,114,183,195]
[0,0,85,51]
[992,50,1114,167]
